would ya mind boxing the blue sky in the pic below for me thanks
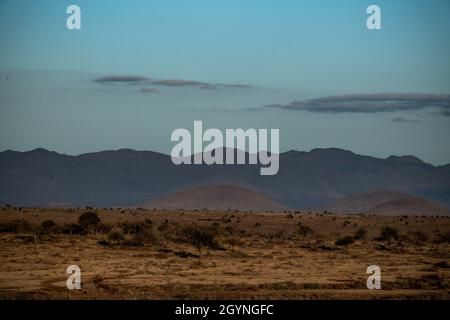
[1,0,450,164]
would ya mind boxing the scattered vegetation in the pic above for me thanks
[407,231,428,244]
[433,231,450,244]
[0,219,33,233]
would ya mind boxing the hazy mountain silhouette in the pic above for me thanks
[0,147,449,210]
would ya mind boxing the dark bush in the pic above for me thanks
[134,228,157,247]
[78,212,101,231]
[118,220,157,246]
[434,261,450,268]
[353,228,367,240]
[335,236,355,246]
[157,219,181,236]
[39,220,58,234]
[62,223,86,235]
[158,219,170,232]
[178,224,221,250]
[0,219,33,233]
[122,222,144,235]
[107,230,125,242]
[376,226,399,241]
[433,231,450,244]
[296,223,313,237]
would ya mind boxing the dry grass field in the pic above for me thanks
[0,207,449,299]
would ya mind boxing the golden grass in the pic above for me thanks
[0,207,449,299]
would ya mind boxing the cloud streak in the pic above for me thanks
[141,88,159,93]
[93,75,251,90]
[151,79,209,87]
[264,93,450,116]
[94,75,149,83]
[392,117,419,123]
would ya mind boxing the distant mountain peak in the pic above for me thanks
[281,149,306,157]
[387,155,426,165]
[310,148,355,155]
[27,148,57,155]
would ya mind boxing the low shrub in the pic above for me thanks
[433,231,450,244]
[407,231,428,244]
[121,222,144,235]
[62,223,86,235]
[353,228,367,240]
[335,236,355,246]
[107,230,125,243]
[39,220,58,234]
[376,226,399,241]
[177,224,221,250]
[0,219,33,233]
[133,228,157,246]
[78,212,101,232]
[296,223,313,237]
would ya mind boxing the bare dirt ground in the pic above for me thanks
[0,207,449,299]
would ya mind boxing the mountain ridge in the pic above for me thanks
[1,147,449,210]
[0,147,443,166]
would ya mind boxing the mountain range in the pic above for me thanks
[0,147,449,212]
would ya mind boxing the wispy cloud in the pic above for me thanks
[151,79,209,87]
[93,75,251,91]
[93,75,149,83]
[141,88,159,93]
[219,84,252,89]
[392,117,419,123]
[150,79,250,90]
[212,106,263,112]
[264,93,450,116]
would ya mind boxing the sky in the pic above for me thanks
[0,0,449,165]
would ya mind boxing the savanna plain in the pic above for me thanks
[0,207,449,299]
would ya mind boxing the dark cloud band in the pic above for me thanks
[94,75,149,83]
[264,93,450,116]
[93,75,250,90]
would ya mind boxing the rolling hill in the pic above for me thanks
[144,185,286,212]
[364,197,450,216]
[326,191,412,214]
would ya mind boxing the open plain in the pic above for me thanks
[0,207,449,299]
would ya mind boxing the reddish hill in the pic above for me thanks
[364,197,450,216]
[143,185,286,212]
[326,191,411,214]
